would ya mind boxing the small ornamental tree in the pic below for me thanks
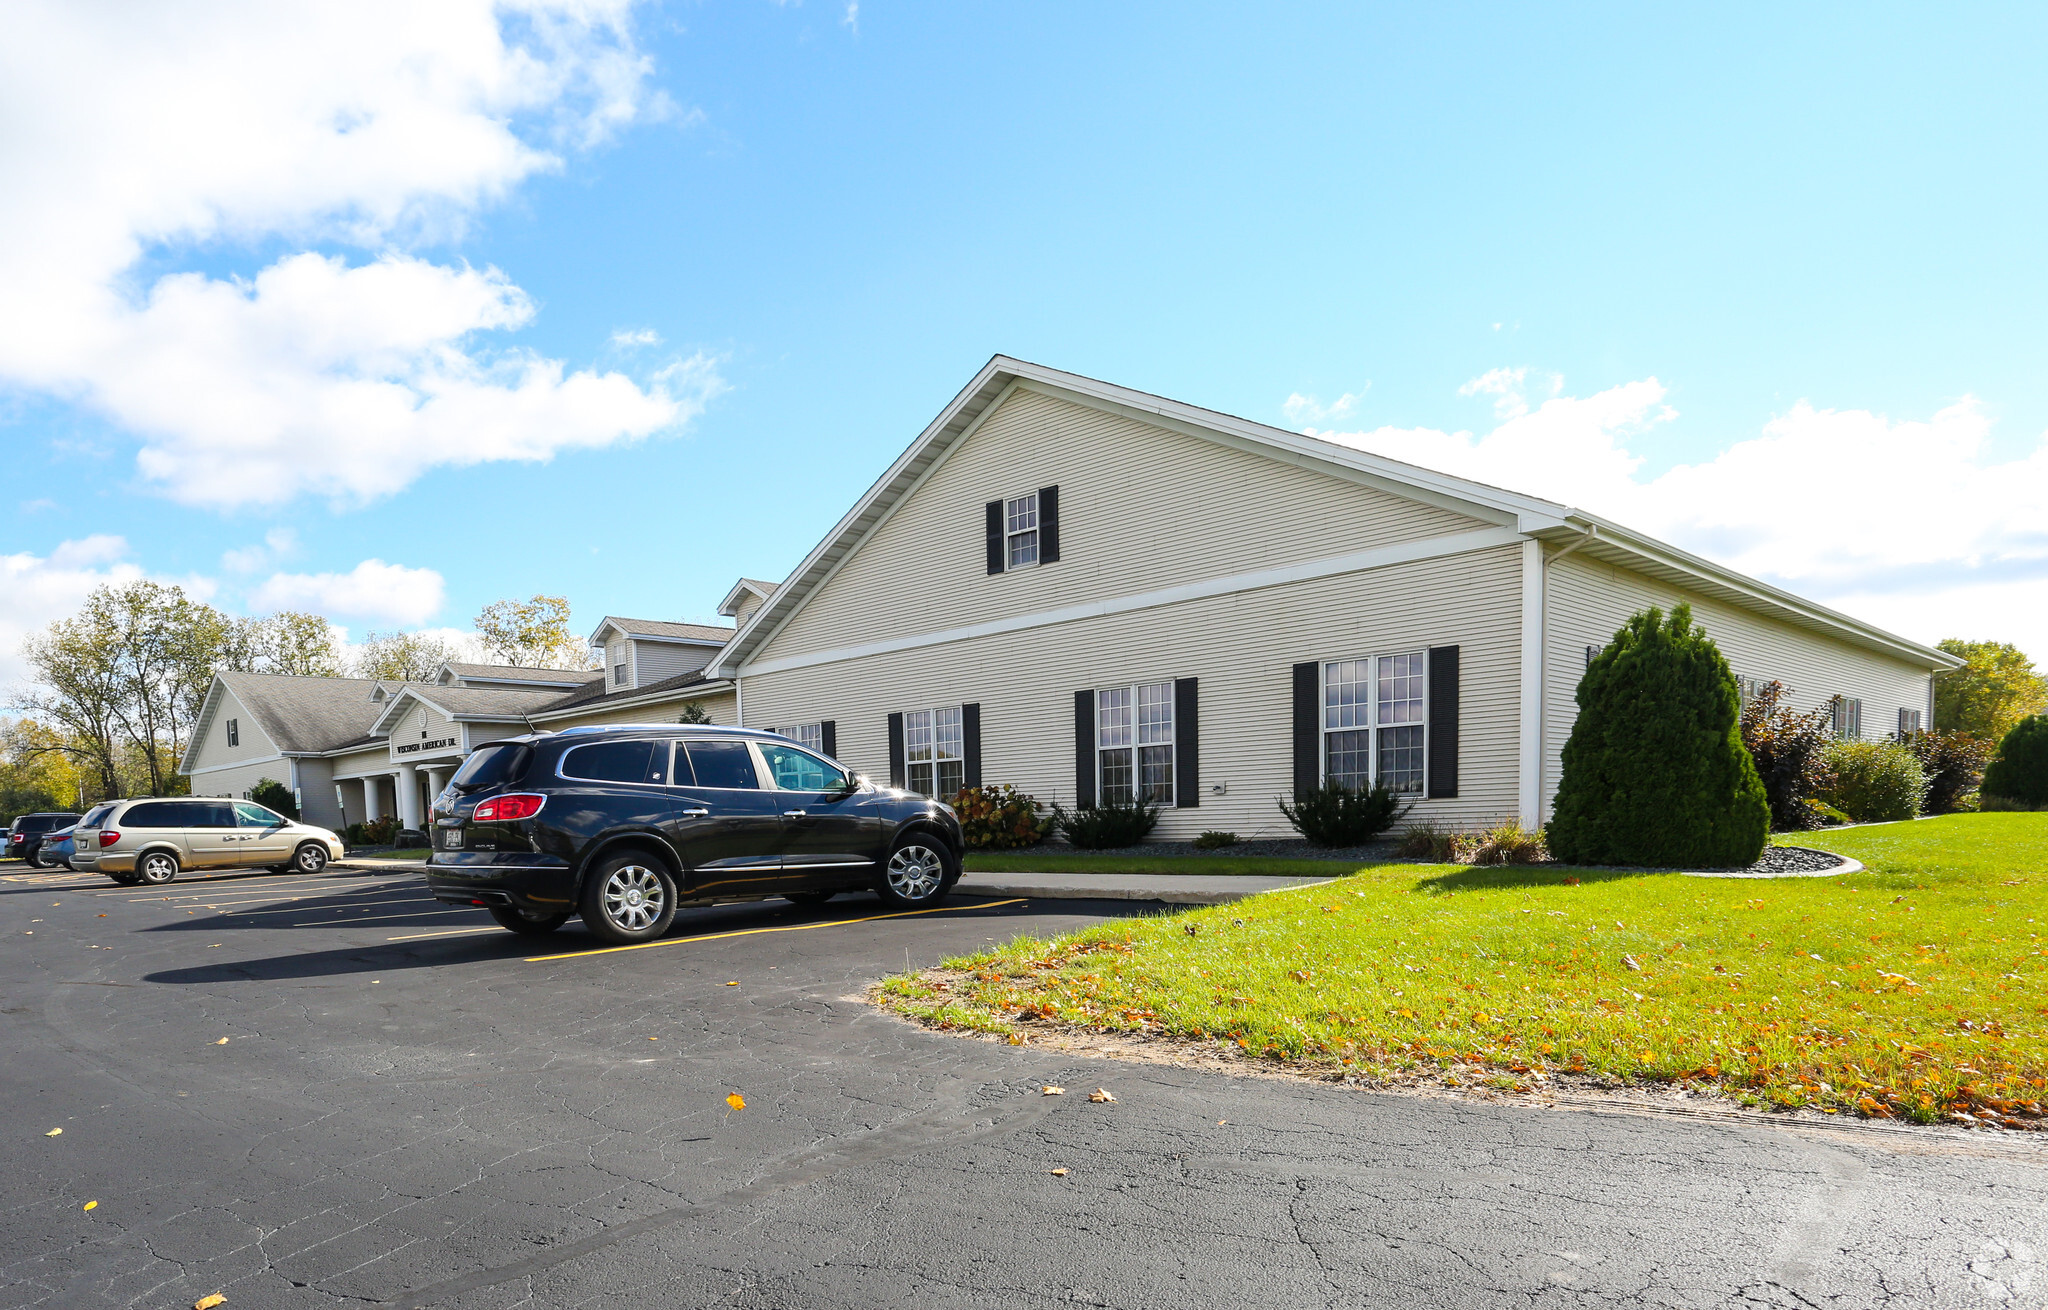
[1982,714,2048,807]
[1549,604,1770,867]
[250,776,298,821]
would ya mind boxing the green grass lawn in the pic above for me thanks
[348,848,430,861]
[963,852,1371,876]
[884,813,2048,1125]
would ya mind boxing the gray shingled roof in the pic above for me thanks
[217,672,423,754]
[442,662,593,685]
[381,684,589,731]
[598,617,736,643]
[738,578,779,595]
[533,668,725,716]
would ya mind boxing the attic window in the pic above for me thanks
[1004,493,1040,569]
[227,718,238,747]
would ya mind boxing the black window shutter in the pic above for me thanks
[886,712,906,789]
[1292,661,1320,796]
[1173,677,1199,808]
[1038,485,1060,563]
[1427,645,1460,799]
[961,702,982,789]
[820,720,837,758]
[1073,689,1096,808]
[985,500,1005,574]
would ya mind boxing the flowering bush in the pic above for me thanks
[1740,681,1838,830]
[1901,729,1993,814]
[948,783,1051,849]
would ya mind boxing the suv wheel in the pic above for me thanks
[580,854,678,945]
[136,850,180,885]
[488,906,570,936]
[876,836,955,910]
[293,842,329,874]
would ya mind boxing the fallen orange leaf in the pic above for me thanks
[725,1093,745,1111]
[1050,1167,1069,1177]
[1088,1089,1115,1103]
[215,1037,229,1045]
[1042,1086,1064,1096]
[195,1294,226,1309]
[725,981,739,986]
[43,1128,61,1137]
[83,1201,97,1211]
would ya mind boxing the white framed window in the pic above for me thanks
[613,662,628,685]
[226,718,239,747]
[904,707,965,798]
[1097,681,1173,806]
[1322,653,1427,795]
[1004,492,1040,569]
[1898,707,1923,737]
[774,722,824,754]
[1735,674,1772,702]
[1831,696,1863,739]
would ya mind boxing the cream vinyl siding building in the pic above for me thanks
[712,357,1959,838]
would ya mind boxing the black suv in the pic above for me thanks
[7,812,81,866]
[423,725,965,943]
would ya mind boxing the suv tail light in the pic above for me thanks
[473,794,545,821]
[99,830,121,847]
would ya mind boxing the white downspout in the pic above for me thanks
[1524,525,1597,824]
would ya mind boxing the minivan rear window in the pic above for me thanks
[80,804,116,827]
[123,801,198,828]
[452,743,532,791]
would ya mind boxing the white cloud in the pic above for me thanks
[609,327,663,348]
[0,537,145,686]
[844,1,860,32]
[221,527,299,574]
[1310,371,2048,660]
[250,559,446,625]
[1281,388,1367,425]
[0,0,714,510]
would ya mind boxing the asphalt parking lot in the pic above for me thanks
[3,860,2045,1309]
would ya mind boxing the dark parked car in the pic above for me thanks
[424,725,964,943]
[7,812,81,867]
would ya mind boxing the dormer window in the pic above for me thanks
[613,662,628,686]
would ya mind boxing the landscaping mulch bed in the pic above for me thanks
[1039,837,1401,863]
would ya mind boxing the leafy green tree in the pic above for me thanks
[474,595,591,668]
[249,777,299,820]
[353,630,461,682]
[1550,604,1770,867]
[1935,640,2048,741]
[1982,715,2048,807]
[675,701,712,725]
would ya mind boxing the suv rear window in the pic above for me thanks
[453,743,532,791]
[559,740,661,785]
[18,813,77,833]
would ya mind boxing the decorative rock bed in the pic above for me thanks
[1677,845,1862,879]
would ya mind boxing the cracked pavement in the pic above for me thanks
[2,862,2044,1308]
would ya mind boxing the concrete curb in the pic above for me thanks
[956,873,1334,905]
[1679,853,1864,880]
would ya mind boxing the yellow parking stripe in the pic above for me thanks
[386,926,499,942]
[522,898,1029,963]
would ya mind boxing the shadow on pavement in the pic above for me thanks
[139,895,1122,984]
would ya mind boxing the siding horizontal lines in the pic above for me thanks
[742,544,1527,840]
[1540,552,1938,816]
[760,389,1491,663]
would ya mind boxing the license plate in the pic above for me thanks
[443,829,463,849]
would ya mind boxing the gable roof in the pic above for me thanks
[588,616,736,647]
[709,355,1961,675]
[368,683,580,736]
[187,672,424,767]
[435,661,594,688]
[717,577,779,617]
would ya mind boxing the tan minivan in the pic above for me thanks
[74,798,345,885]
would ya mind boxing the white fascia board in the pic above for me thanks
[620,633,728,648]
[718,578,773,616]
[177,676,230,775]
[368,688,454,736]
[527,680,734,724]
[738,527,1525,678]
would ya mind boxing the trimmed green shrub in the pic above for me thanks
[1982,714,2048,807]
[1192,830,1240,850]
[1055,800,1159,849]
[1467,819,1549,866]
[1393,820,1465,862]
[250,777,298,821]
[1550,604,1770,867]
[1900,729,1992,815]
[949,783,1051,849]
[1277,781,1407,847]
[1818,739,1927,823]
[1813,802,1853,826]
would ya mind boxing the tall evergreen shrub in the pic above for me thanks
[1982,715,2048,807]
[1549,605,1770,867]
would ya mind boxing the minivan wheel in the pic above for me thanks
[488,906,570,936]
[293,842,329,874]
[136,851,180,885]
[875,837,955,910]
[580,855,678,944]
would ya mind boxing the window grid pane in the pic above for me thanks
[1325,729,1370,789]
[1099,747,1134,806]
[934,706,963,762]
[905,709,933,764]
[774,723,824,754]
[1097,687,1132,748]
[1005,493,1039,569]
[909,761,934,796]
[1324,659,1370,730]
[1376,653,1426,726]
[1138,744,1173,803]
[1377,725,1426,794]
[1136,682,1173,746]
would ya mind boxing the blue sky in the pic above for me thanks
[5,1,2048,674]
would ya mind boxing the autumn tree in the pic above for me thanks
[474,595,591,669]
[353,630,464,682]
[1935,639,2048,741]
